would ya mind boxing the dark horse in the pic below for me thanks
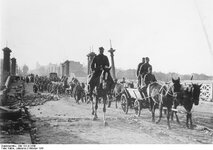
[147,78,181,129]
[70,77,79,97]
[87,67,114,125]
[172,81,202,129]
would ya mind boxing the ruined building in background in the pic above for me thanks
[87,52,96,75]
[61,60,86,77]
[0,59,3,87]
[2,47,12,86]
[10,58,17,76]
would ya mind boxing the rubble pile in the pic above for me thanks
[0,80,30,136]
[0,107,31,135]
[23,93,59,107]
[5,82,25,107]
[1,78,60,143]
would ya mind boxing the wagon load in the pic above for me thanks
[120,87,149,116]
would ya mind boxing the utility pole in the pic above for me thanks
[194,0,213,56]
[108,40,116,79]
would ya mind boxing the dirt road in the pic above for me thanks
[29,94,213,144]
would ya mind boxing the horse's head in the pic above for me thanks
[100,67,114,91]
[172,77,181,93]
[191,83,202,105]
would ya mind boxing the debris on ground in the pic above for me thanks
[23,93,59,106]
[0,80,59,143]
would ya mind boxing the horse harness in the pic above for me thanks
[147,82,178,105]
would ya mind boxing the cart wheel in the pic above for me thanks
[134,99,141,117]
[121,94,128,114]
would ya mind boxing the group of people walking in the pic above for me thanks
[32,75,67,94]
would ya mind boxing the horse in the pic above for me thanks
[172,81,202,129]
[110,82,125,108]
[87,67,114,125]
[108,80,133,109]
[73,82,86,104]
[70,77,80,97]
[147,78,181,129]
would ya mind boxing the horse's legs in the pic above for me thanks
[186,112,189,128]
[171,101,176,121]
[151,102,156,122]
[149,97,152,112]
[81,94,83,103]
[93,96,98,120]
[163,109,167,115]
[171,104,178,123]
[90,95,95,115]
[152,104,156,122]
[89,85,95,115]
[103,95,108,126]
[115,96,118,109]
[189,112,193,129]
[175,111,180,124]
[156,103,163,124]
[107,95,111,108]
[149,99,154,122]
[171,111,174,121]
[167,107,172,129]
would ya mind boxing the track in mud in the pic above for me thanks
[29,94,213,144]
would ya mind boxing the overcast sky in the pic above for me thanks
[1,0,213,75]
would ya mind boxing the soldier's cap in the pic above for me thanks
[146,57,150,60]
[99,47,104,51]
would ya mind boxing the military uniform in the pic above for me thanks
[137,58,145,88]
[144,73,157,86]
[137,62,144,77]
[88,53,109,85]
[141,63,152,78]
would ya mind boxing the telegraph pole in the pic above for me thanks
[194,0,213,56]
[108,40,116,79]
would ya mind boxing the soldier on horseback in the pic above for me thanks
[88,47,110,88]
[87,47,114,125]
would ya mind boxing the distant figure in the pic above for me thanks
[26,76,29,84]
[88,47,110,85]
[120,77,126,84]
[33,84,38,93]
[137,57,146,88]
[31,74,34,82]
[129,81,134,88]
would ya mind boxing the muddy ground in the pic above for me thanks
[26,83,213,144]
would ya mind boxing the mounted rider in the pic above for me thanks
[88,47,110,86]
[137,57,146,88]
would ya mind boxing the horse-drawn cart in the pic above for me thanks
[120,87,149,116]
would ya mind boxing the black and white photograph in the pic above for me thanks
[0,0,213,147]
